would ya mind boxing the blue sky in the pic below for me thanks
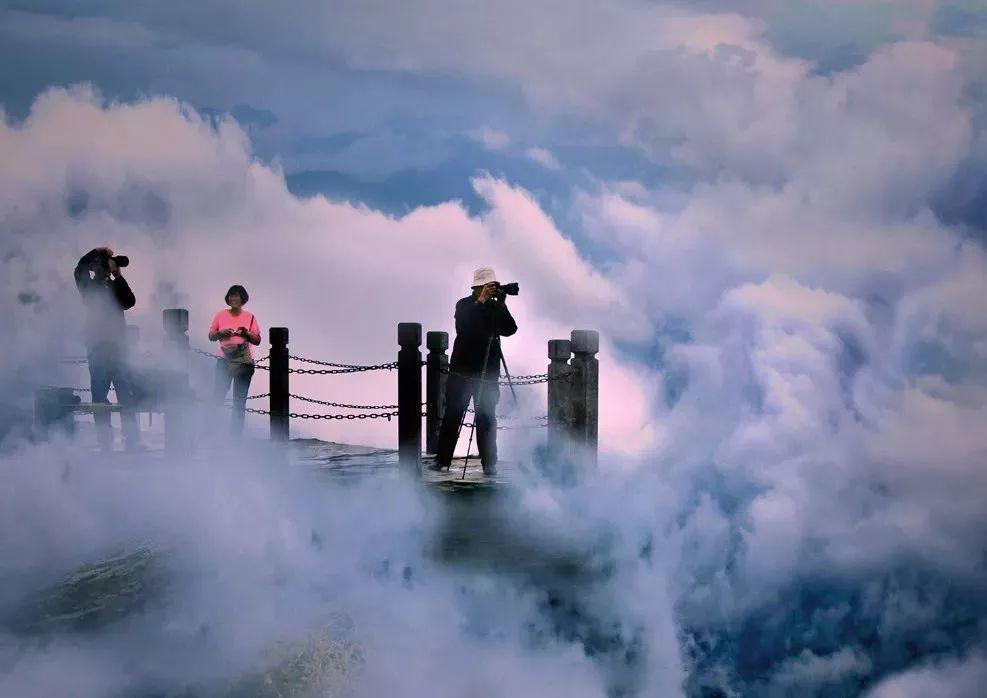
[2,0,981,227]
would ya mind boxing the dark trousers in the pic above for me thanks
[88,342,139,450]
[436,372,500,468]
[214,359,254,435]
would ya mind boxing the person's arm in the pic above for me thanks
[73,248,104,295]
[494,300,517,337]
[244,314,261,346]
[112,274,136,310]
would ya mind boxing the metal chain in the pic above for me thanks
[42,385,103,393]
[289,393,400,410]
[504,376,551,385]
[193,347,270,363]
[288,354,396,370]
[243,407,401,420]
[462,420,550,430]
[284,362,398,375]
[439,367,555,385]
[465,408,548,419]
[245,393,269,400]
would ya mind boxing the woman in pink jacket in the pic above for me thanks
[208,284,261,434]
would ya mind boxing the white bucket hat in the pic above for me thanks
[472,266,498,287]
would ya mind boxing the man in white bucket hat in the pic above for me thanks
[430,266,517,474]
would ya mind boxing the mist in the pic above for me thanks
[3,1,987,694]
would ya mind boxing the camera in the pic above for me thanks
[492,282,519,299]
[89,251,129,277]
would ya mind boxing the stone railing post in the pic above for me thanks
[398,323,423,471]
[162,308,190,453]
[425,330,448,454]
[570,329,599,470]
[269,327,290,441]
[34,387,81,439]
[547,339,572,461]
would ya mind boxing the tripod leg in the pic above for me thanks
[461,402,477,478]
[500,349,519,408]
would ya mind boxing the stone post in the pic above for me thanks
[425,330,448,454]
[547,339,572,460]
[570,329,599,470]
[34,387,81,439]
[398,323,423,471]
[269,327,290,441]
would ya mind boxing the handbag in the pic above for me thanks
[221,341,253,366]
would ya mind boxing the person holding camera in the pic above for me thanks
[73,246,142,452]
[431,267,517,475]
[208,285,261,435]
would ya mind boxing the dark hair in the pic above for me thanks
[225,284,249,305]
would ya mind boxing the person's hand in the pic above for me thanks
[478,282,497,303]
[220,328,234,339]
[107,258,119,276]
[233,327,245,337]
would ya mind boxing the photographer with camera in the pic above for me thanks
[208,285,261,436]
[430,267,517,475]
[73,246,142,452]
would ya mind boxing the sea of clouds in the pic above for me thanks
[2,1,987,695]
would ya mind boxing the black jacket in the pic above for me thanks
[74,249,136,348]
[449,295,517,376]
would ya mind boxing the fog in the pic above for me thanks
[2,3,987,692]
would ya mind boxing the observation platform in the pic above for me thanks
[420,454,515,489]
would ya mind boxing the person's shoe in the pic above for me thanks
[426,457,450,472]
[481,464,497,477]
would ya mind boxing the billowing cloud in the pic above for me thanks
[0,86,653,454]
[2,1,987,695]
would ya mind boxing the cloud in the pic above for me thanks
[4,2,986,232]
[525,146,560,170]
[865,652,987,697]
[3,2,987,693]
[0,439,638,696]
[0,85,653,455]
[469,126,511,150]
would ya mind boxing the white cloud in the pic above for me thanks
[525,146,559,170]
[468,125,510,150]
[866,652,987,698]
[3,2,987,690]
[0,86,653,456]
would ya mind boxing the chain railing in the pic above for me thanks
[289,393,400,410]
[461,417,550,430]
[244,407,401,421]
[191,347,396,374]
[439,367,555,386]
[279,362,398,375]
[52,322,600,474]
[42,385,102,393]
[289,354,394,369]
